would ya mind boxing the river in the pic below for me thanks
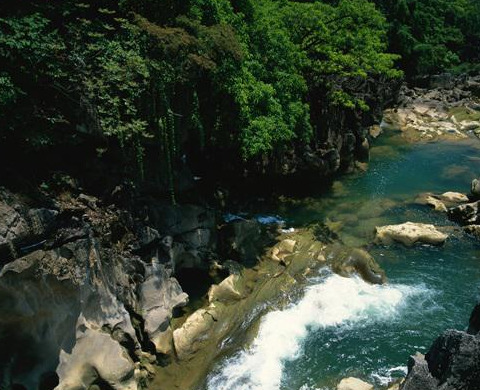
[205,132,480,389]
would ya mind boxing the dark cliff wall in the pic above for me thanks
[401,303,480,390]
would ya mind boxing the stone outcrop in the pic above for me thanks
[400,353,438,390]
[416,191,469,213]
[375,222,448,246]
[448,201,480,225]
[0,187,197,390]
[255,75,400,179]
[445,179,480,240]
[337,377,374,390]
[382,75,480,142]
[159,230,326,389]
[400,304,480,390]
[154,228,386,389]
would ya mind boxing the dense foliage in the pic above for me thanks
[0,0,478,191]
[373,0,480,76]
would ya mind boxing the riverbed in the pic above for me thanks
[205,132,480,389]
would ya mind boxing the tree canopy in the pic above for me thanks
[0,0,478,189]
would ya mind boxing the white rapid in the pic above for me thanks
[207,273,426,390]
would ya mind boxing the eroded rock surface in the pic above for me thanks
[0,187,195,390]
[155,228,386,389]
[375,222,448,246]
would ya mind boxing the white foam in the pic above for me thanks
[207,274,425,390]
[371,365,408,386]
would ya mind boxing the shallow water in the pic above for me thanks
[207,134,480,390]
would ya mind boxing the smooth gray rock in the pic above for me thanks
[0,189,192,390]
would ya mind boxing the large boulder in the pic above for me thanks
[56,324,138,390]
[375,222,448,246]
[401,304,480,390]
[337,377,373,390]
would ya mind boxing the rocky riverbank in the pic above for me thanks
[0,63,402,390]
[0,180,388,390]
[380,75,480,143]
[393,179,480,390]
[1,74,480,390]
[368,73,480,390]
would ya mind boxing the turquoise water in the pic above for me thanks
[207,134,480,390]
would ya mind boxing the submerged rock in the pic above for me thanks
[328,246,386,284]
[375,222,448,246]
[337,377,373,390]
